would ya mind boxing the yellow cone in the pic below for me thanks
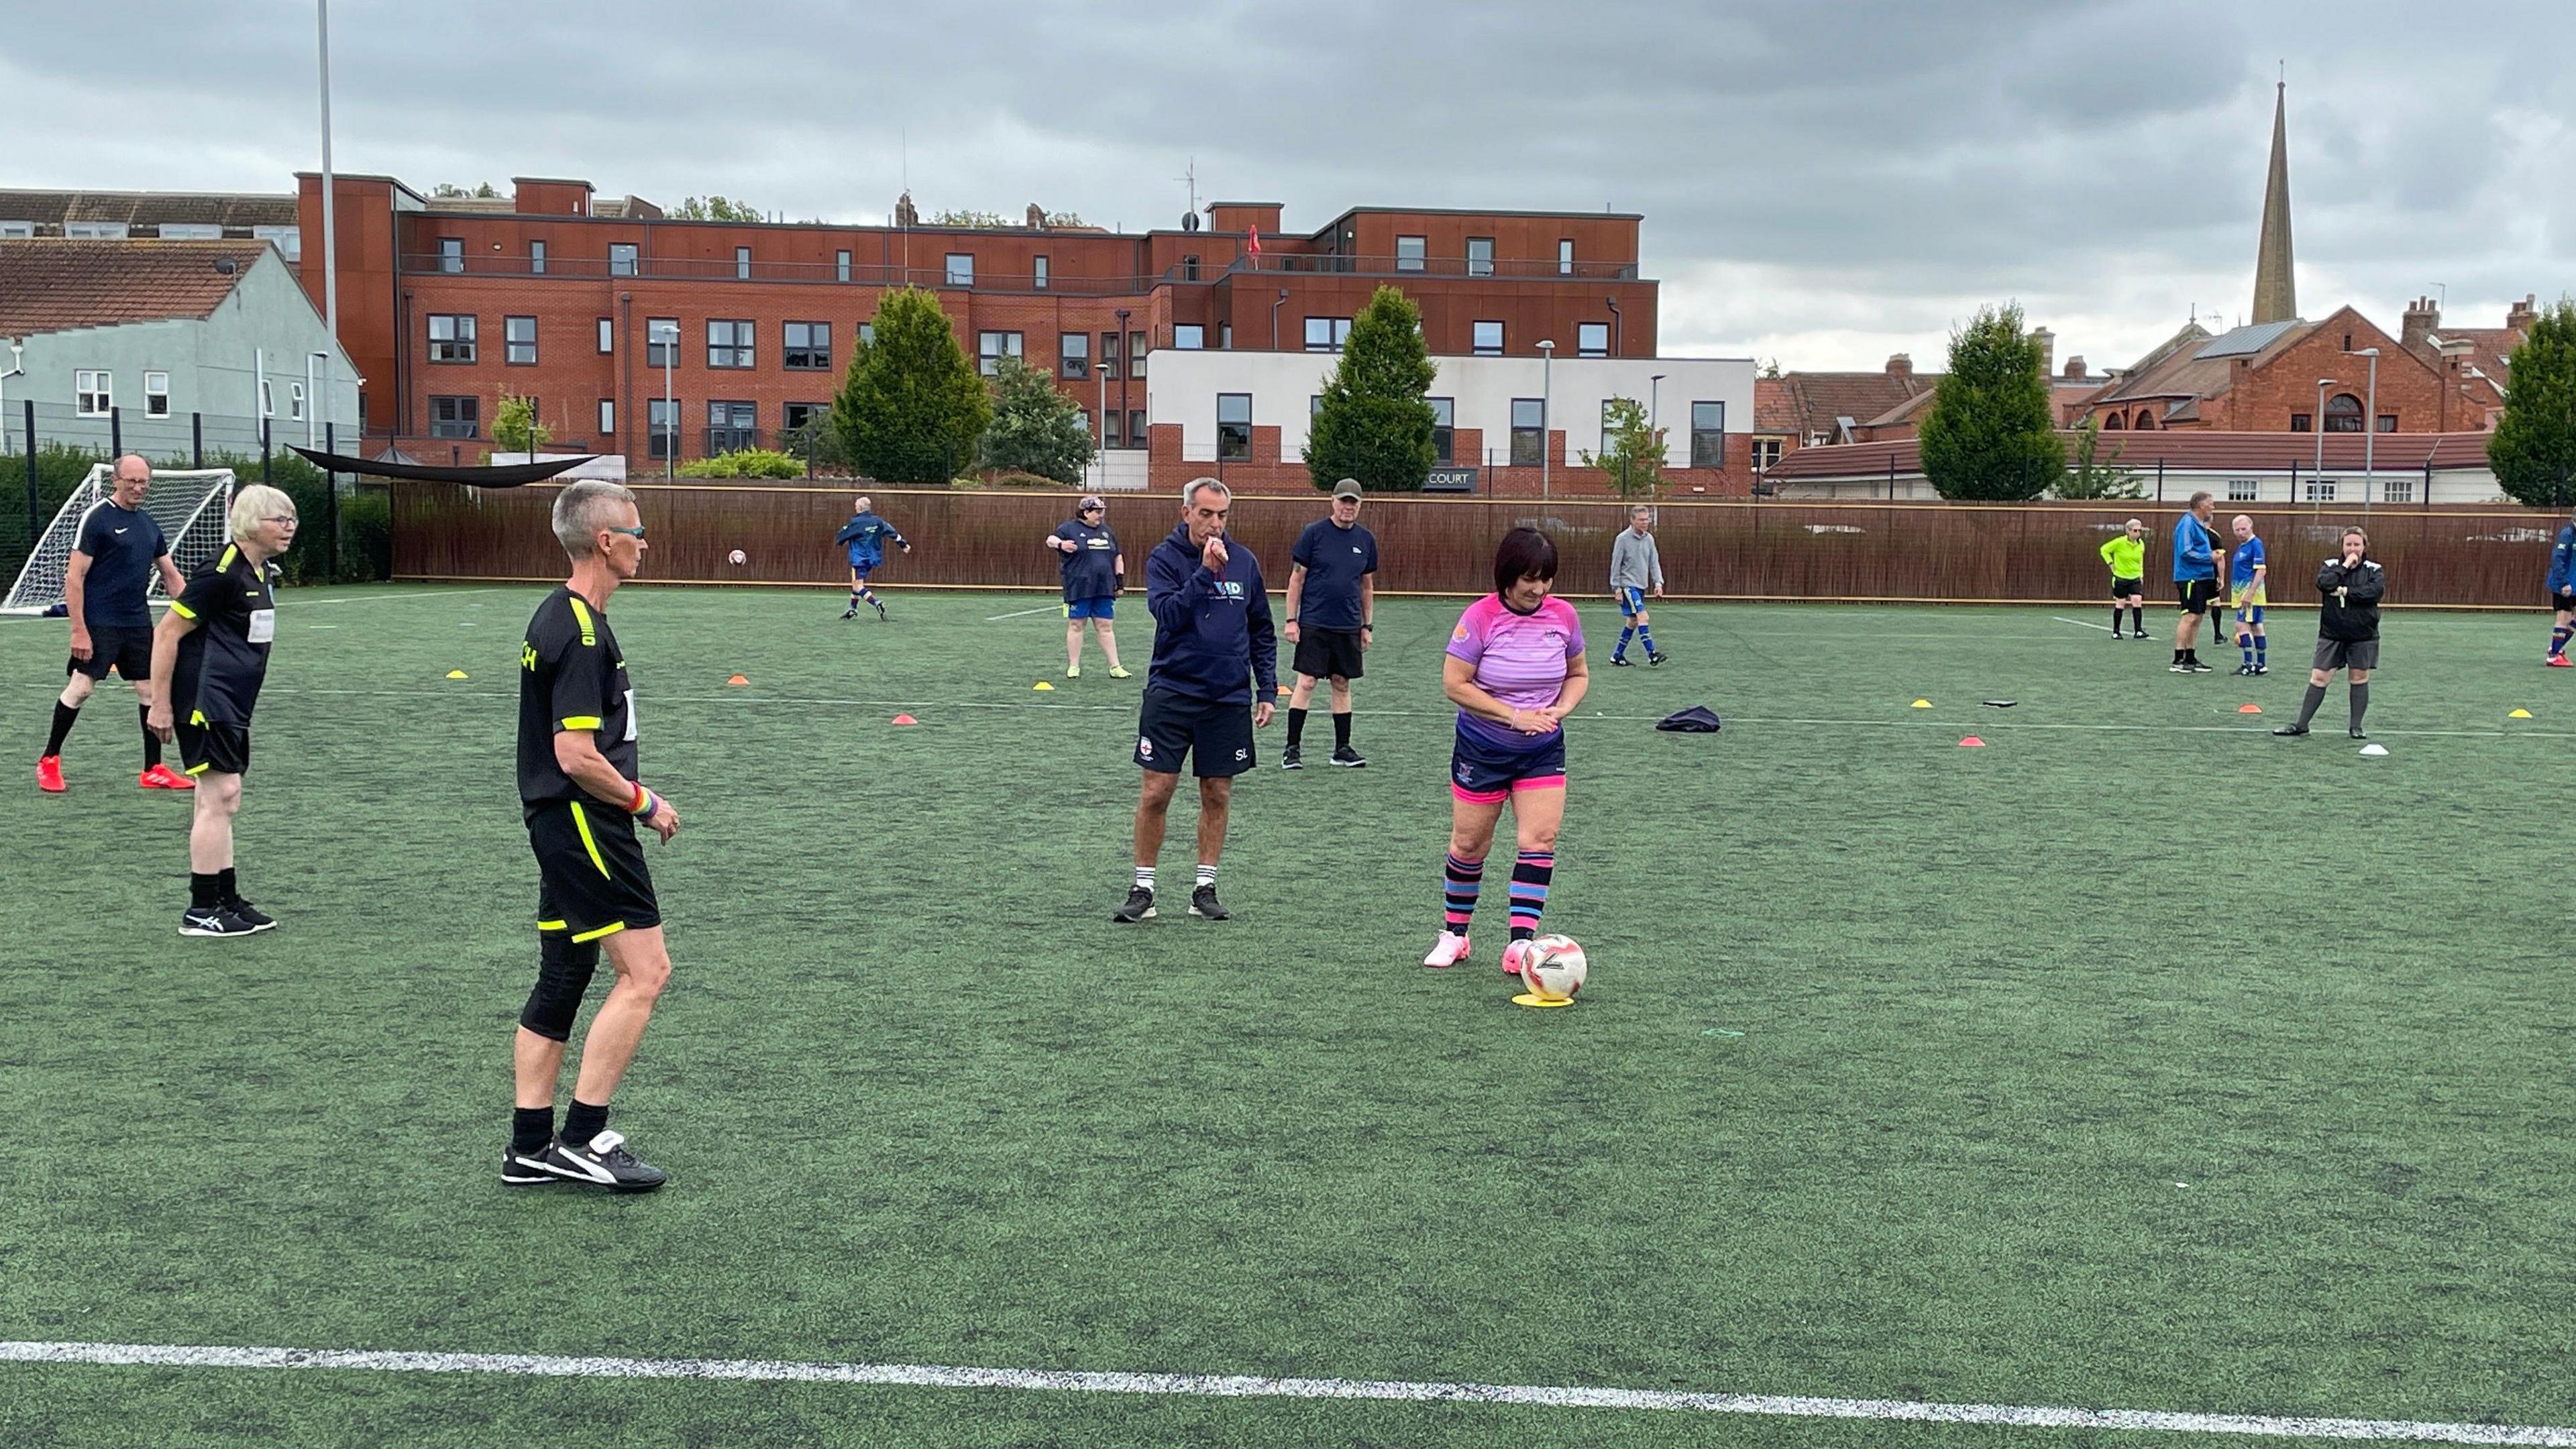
[1033,681,1055,692]
[2510,708,2534,719]
[445,669,469,680]
[1911,698,1932,709]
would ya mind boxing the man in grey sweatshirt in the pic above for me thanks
[1608,507,1668,666]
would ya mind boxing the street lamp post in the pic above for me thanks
[305,352,329,448]
[650,320,678,479]
[2314,377,2333,506]
[1115,307,1132,453]
[1095,359,1111,480]
[2356,347,2380,518]
[1538,339,1554,500]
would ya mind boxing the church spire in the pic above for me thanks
[2251,78,2297,325]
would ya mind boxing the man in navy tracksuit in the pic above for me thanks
[1115,478,1277,924]
[2546,508,2576,665]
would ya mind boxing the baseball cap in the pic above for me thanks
[1332,478,1362,500]
[1078,494,1105,510]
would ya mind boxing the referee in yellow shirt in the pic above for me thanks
[2099,518,2147,639]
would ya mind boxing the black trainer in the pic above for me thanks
[1646,651,1670,667]
[1279,746,1303,770]
[2187,658,2214,674]
[872,598,888,622]
[840,606,859,620]
[2273,724,2310,737]
[2233,663,2253,676]
[1113,886,1157,922]
[535,1130,667,1192]
[179,906,260,938]
[1189,884,1230,920]
[225,896,277,932]
[2349,727,2368,739]
[2252,665,2269,676]
[501,1146,558,1187]
[1609,655,1633,667]
[1330,746,1366,768]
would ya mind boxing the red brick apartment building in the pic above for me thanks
[286,174,1660,470]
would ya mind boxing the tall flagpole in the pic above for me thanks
[317,0,339,435]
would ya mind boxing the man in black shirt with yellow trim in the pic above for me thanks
[506,480,680,1193]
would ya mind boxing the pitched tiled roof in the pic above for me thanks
[0,189,297,230]
[0,239,271,335]
[1762,429,2498,483]
[1770,370,1938,442]
[2093,320,2312,407]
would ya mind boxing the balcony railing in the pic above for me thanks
[402,251,1648,291]
[1208,254,1644,282]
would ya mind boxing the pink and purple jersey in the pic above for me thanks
[1447,594,1585,745]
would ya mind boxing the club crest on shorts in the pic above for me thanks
[1137,737,1154,759]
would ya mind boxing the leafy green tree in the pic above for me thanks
[1578,398,1666,498]
[429,182,499,199]
[670,195,765,222]
[2053,417,2143,499]
[1919,302,2065,500]
[831,288,991,484]
[2489,297,2576,507]
[679,448,804,479]
[979,356,1095,484]
[1306,285,1437,493]
[490,390,551,454]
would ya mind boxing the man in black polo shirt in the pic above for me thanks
[506,480,678,1193]
[1281,478,1377,769]
[37,455,187,794]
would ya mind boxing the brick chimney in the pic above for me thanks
[1026,203,1046,229]
[894,191,918,227]
[2029,326,2054,377]
[2508,293,2538,331]
[2063,356,2087,379]
[1886,353,1913,382]
[2401,296,2440,352]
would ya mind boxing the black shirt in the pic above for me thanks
[168,544,275,727]
[74,498,169,629]
[518,586,637,810]
[1289,519,1378,631]
[2316,557,2385,641]
[1051,520,1121,600]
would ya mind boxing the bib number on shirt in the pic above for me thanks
[246,608,276,644]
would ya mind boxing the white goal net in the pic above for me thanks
[1,466,237,614]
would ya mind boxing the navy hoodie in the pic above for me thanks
[1144,522,1277,704]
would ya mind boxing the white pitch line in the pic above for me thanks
[983,602,1065,621]
[2052,614,2118,632]
[285,586,519,607]
[0,1341,2566,1444]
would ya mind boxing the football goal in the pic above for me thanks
[1,466,237,614]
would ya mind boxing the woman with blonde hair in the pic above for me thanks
[2273,525,2383,740]
[147,484,297,935]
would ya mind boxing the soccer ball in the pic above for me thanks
[727,549,747,566]
[1518,934,1588,1002]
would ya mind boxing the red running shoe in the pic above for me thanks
[140,763,195,790]
[37,755,65,793]
[2549,655,2573,668]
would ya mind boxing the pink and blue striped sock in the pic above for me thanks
[1442,853,1483,934]
[1507,850,1554,940]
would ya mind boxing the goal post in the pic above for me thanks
[1,466,237,614]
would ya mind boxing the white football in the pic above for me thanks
[1519,934,1589,1002]
[728,549,747,566]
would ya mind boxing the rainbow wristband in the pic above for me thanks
[628,782,659,818]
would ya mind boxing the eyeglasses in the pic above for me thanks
[604,524,647,539]
[260,515,298,525]
[1079,504,1104,512]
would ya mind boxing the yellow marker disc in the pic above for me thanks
[1511,994,1576,1008]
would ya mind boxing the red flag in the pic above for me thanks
[1247,223,1260,258]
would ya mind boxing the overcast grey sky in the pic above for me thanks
[4,0,2568,371]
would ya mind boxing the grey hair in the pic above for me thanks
[552,480,639,559]
[1183,477,1230,510]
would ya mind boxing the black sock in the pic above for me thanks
[1333,711,1352,750]
[2172,649,2184,664]
[2350,682,2369,731]
[189,871,221,910]
[511,1106,554,1155]
[2110,605,2122,631]
[2295,682,2327,729]
[1287,706,1307,749]
[561,1097,609,1148]
[140,704,161,768]
[44,700,78,757]
[218,867,237,904]
[2130,607,2144,633]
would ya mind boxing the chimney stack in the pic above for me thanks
[894,191,918,227]
[2029,327,2054,378]
[2508,293,2538,332]
[2401,296,2440,352]
[1885,353,1913,381]
[2063,356,2087,380]
[1026,203,1046,229]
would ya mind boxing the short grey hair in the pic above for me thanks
[1182,477,1230,511]
[552,480,639,559]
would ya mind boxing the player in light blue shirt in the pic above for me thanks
[2229,514,2268,676]
[2168,492,2220,672]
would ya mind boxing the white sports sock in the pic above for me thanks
[1134,866,1155,893]
[1195,863,1218,889]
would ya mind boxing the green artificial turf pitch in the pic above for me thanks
[3,585,2573,1448]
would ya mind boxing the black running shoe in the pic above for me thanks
[1189,884,1230,920]
[840,606,859,620]
[179,906,260,938]
[2168,661,2191,674]
[501,1146,558,1186]
[1647,651,1670,667]
[2187,659,2214,674]
[2273,724,2310,737]
[2349,727,2368,739]
[2252,665,2268,676]
[2233,664,2253,676]
[535,1130,667,1192]
[1330,746,1366,768]
[224,896,276,932]
[1113,886,1157,923]
[873,598,888,622]
[1609,655,1632,667]
[1279,746,1303,771]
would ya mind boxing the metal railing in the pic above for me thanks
[400,253,1167,296]
[1216,254,1644,282]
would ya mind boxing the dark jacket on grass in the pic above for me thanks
[2316,555,2385,641]
[1144,523,1277,704]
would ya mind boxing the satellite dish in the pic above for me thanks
[1181,212,1199,233]
[215,257,238,275]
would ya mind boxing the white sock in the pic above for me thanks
[1134,865,1155,894]
[1195,863,1217,890]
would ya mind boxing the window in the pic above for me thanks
[1689,401,1727,467]
[646,319,678,368]
[158,223,221,239]
[597,398,615,436]
[1430,397,1454,465]
[2383,478,2415,503]
[252,224,299,259]
[2377,414,2399,433]
[1183,254,1201,282]
[288,381,306,421]
[1577,321,1609,358]
[2343,333,2354,351]
[437,237,463,273]
[1101,331,1120,376]
[784,321,832,370]
[858,322,875,347]
[1220,322,1232,350]
[504,315,537,365]
[1128,409,1146,448]
[2226,478,2259,502]
[735,246,751,280]
[835,249,851,282]
[977,330,1024,376]
[1034,255,1049,290]
[1601,398,1623,451]
[2102,413,2123,429]
[529,239,546,275]
[259,380,273,417]
[707,400,757,452]
[1752,437,1783,471]
[2324,393,2364,432]
[647,398,678,459]
[1102,409,1122,448]
[610,242,639,277]
[1060,331,1089,379]
[66,221,130,239]
[1128,331,1147,379]
[2290,413,2311,432]
[1397,235,1425,272]
[596,317,614,354]
[2305,478,2337,502]
[1558,238,1574,276]
[1303,317,1352,352]
[427,313,476,363]
[1175,324,1205,350]
[74,370,111,417]
[144,371,170,418]
[782,401,826,436]
[1473,320,1505,356]
[0,221,35,237]
[430,394,480,439]
[945,253,974,286]
[706,319,755,368]
[1466,237,1493,277]
[1511,398,1546,466]
[1216,393,1252,461]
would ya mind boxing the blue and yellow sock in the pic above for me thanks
[2254,635,2266,669]
[2553,625,2571,659]
[1614,625,1633,659]
[1507,850,1554,940]
[1636,625,1657,657]
[2238,631,2253,669]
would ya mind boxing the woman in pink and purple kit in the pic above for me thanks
[1423,527,1589,974]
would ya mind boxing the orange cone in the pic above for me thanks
[1957,736,1985,747]
[727,674,748,686]
[891,713,918,725]
[2238,703,2263,714]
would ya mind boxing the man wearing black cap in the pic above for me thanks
[1045,494,1128,679]
[1281,478,1377,769]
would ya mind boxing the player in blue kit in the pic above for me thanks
[1046,494,1128,678]
[36,455,189,793]
[2229,514,2269,676]
[2169,492,2219,673]
[835,495,912,621]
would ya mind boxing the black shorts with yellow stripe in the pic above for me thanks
[525,798,661,944]
[176,711,252,777]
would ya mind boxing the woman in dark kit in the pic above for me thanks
[2274,525,2383,740]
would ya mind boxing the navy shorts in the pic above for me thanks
[1450,726,1566,804]
[68,625,153,681]
[1136,690,1256,777]
[1067,596,1116,621]
[2551,591,2575,614]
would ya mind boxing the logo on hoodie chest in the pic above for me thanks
[1214,580,1246,601]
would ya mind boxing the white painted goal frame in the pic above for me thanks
[1,466,236,614]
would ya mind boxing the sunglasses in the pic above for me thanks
[604,524,647,539]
